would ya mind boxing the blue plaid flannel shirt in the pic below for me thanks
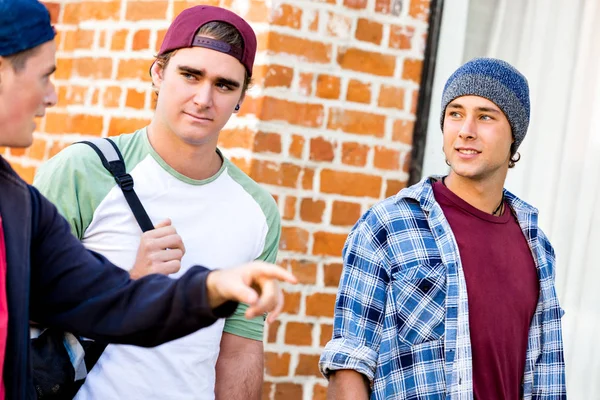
[319,177,566,399]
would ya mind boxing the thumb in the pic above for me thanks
[154,218,171,229]
[227,279,259,305]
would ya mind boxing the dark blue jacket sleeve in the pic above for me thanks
[27,186,237,347]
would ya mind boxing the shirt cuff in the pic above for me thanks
[185,266,239,320]
[319,337,378,383]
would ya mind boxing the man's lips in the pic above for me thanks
[455,147,481,155]
[183,111,213,121]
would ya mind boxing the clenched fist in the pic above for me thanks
[130,219,185,279]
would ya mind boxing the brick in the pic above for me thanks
[74,30,95,50]
[285,322,313,346]
[346,79,372,104]
[402,58,423,84]
[62,2,121,23]
[325,12,353,40]
[385,179,406,197]
[259,97,324,128]
[125,88,146,109]
[126,1,168,21]
[289,135,305,159]
[218,127,254,149]
[132,29,151,51]
[309,137,335,162]
[313,383,328,400]
[343,0,368,9]
[155,29,168,52]
[302,168,315,190]
[48,141,69,158]
[295,354,321,376]
[327,108,386,137]
[230,157,251,175]
[289,260,318,284]
[73,57,113,79]
[280,227,309,253]
[260,32,332,63]
[173,1,221,17]
[374,146,401,170]
[306,292,336,317]
[409,0,431,21]
[55,58,73,80]
[250,160,301,188]
[117,59,153,81]
[411,90,419,114]
[283,196,297,220]
[378,85,406,109]
[271,4,302,29]
[355,18,383,45]
[402,151,411,173]
[108,117,150,137]
[274,383,303,400]
[264,352,290,377]
[307,10,319,32]
[254,132,282,154]
[103,87,122,108]
[242,0,269,22]
[298,72,314,96]
[331,201,361,226]
[110,29,129,51]
[43,2,60,24]
[282,291,301,314]
[28,138,47,161]
[64,86,87,106]
[390,25,415,50]
[11,164,35,184]
[392,119,414,144]
[341,142,369,166]
[313,232,347,257]
[320,323,334,346]
[337,47,396,76]
[300,198,326,223]
[267,320,280,343]
[315,75,341,99]
[375,0,393,14]
[45,114,104,136]
[320,169,382,197]
[256,65,294,88]
[98,31,108,49]
[262,383,273,400]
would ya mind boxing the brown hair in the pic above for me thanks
[4,46,41,72]
[153,21,252,93]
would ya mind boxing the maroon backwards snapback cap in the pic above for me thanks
[158,5,257,76]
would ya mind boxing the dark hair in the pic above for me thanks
[508,143,520,168]
[153,21,252,93]
[5,46,41,72]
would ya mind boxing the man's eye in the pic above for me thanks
[182,73,196,80]
[449,111,460,118]
[480,115,492,121]
[216,83,232,91]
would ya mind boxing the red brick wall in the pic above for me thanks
[6,1,431,398]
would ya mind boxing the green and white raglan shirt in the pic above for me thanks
[33,128,281,400]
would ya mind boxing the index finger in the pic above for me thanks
[251,263,297,284]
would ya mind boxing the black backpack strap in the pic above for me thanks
[78,138,155,233]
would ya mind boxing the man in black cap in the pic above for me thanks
[0,1,296,398]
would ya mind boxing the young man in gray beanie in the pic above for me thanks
[320,58,566,399]
[0,1,296,398]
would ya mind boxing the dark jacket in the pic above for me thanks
[0,156,237,399]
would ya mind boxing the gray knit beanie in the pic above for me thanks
[440,57,530,150]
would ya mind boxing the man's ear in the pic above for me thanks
[150,61,164,91]
[234,92,246,113]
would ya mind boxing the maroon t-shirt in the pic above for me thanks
[432,181,539,400]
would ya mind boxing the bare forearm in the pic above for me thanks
[215,334,264,400]
[327,370,370,400]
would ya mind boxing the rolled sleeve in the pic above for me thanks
[318,213,390,383]
[319,337,379,382]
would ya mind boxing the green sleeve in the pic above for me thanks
[33,143,118,239]
[222,169,282,341]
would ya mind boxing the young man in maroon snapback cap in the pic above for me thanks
[35,5,279,400]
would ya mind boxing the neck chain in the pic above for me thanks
[441,176,504,216]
